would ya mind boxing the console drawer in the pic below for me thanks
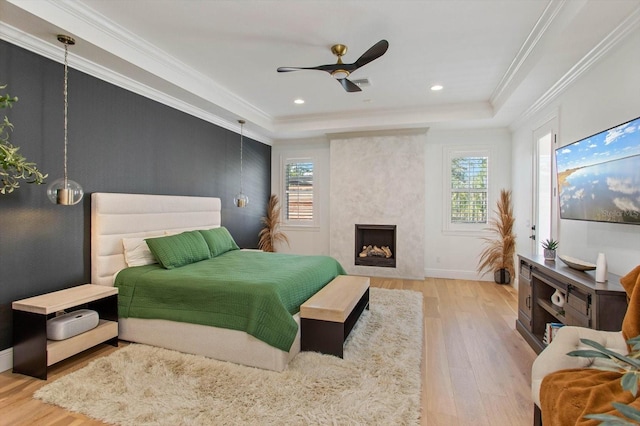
[566,286,589,315]
[564,303,590,328]
[520,262,531,281]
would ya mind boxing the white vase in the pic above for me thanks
[595,253,607,283]
[551,289,565,307]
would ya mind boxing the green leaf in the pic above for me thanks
[584,413,635,425]
[567,349,611,359]
[628,336,640,352]
[612,402,640,421]
[621,373,639,397]
[580,339,640,369]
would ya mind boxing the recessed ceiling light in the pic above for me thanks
[430,85,443,91]
[294,99,305,104]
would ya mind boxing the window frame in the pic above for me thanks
[443,146,492,235]
[281,156,318,228]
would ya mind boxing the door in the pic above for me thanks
[531,117,558,254]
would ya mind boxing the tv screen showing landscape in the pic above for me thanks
[556,116,640,225]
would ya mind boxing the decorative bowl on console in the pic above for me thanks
[558,255,597,271]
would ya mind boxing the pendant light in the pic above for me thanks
[47,34,83,206]
[234,120,248,208]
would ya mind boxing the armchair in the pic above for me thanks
[530,264,640,425]
[531,326,627,425]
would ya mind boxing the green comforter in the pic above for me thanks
[115,250,346,351]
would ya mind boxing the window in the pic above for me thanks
[443,148,490,233]
[284,159,314,224]
[450,156,488,224]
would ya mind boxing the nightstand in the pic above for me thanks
[12,284,118,379]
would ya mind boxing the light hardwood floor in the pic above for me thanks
[0,277,537,425]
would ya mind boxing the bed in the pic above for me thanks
[91,192,344,371]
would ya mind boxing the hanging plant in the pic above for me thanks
[477,189,516,284]
[258,194,290,252]
[0,84,47,194]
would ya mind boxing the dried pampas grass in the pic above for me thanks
[477,189,516,279]
[258,194,289,252]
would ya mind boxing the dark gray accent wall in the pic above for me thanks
[0,40,271,351]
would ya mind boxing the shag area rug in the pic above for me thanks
[35,287,423,425]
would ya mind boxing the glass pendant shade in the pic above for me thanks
[47,178,83,205]
[48,34,83,206]
[234,192,248,208]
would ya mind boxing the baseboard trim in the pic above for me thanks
[424,268,489,281]
[0,347,13,373]
[425,268,518,289]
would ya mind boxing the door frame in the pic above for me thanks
[531,115,559,254]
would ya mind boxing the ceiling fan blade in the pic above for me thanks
[353,39,389,69]
[277,64,345,73]
[277,67,306,72]
[339,78,362,93]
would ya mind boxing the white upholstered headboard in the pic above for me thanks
[91,193,222,286]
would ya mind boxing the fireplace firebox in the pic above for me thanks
[354,224,396,268]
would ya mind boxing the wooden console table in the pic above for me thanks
[516,253,627,354]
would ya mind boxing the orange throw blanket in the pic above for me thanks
[540,369,640,425]
[539,265,640,425]
[621,265,640,345]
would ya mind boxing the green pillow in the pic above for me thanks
[145,231,211,269]
[198,227,240,257]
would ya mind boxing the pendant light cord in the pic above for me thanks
[239,120,245,194]
[63,42,69,186]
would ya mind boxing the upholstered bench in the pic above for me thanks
[300,275,370,358]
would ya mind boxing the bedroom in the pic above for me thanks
[1,0,640,424]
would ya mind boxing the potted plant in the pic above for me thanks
[542,238,559,261]
[477,189,516,284]
[1,84,47,194]
[258,194,290,252]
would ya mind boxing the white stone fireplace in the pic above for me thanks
[329,129,426,279]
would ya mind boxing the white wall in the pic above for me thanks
[270,137,331,255]
[273,127,512,281]
[512,28,640,276]
[425,128,513,280]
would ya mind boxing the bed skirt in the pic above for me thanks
[118,315,301,372]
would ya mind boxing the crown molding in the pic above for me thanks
[327,127,429,140]
[513,5,640,130]
[274,101,493,131]
[490,0,566,111]
[2,0,273,145]
[0,22,272,145]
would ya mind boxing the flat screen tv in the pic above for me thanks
[555,115,640,225]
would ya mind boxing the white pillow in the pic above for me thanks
[122,235,163,267]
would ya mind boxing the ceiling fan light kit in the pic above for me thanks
[277,39,388,93]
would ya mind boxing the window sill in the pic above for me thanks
[281,225,320,232]
[441,229,492,238]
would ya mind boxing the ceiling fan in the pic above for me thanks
[277,39,389,93]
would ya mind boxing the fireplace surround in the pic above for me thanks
[329,130,425,279]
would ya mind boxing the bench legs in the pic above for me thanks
[301,288,369,358]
